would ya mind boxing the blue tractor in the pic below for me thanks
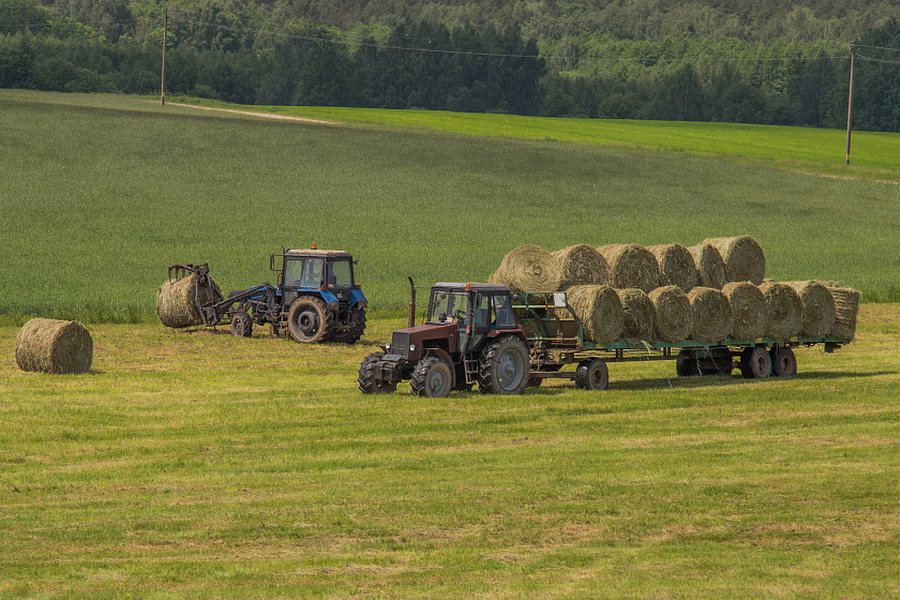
[168,247,367,344]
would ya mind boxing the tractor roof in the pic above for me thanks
[433,282,511,293]
[284,249,352,258]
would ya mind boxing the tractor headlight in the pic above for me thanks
[409,344,416,352]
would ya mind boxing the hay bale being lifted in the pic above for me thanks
[15,318,93,374]
[648,243,698,292]
[597,244,660,293]
[566,285,624,345]
[494,245,563,294]
[824,283,860,341]
[688,243,727,289]
[616,288,655,341]
[703,236,766,284]
[552,244,609,288]
[648,285,692,343]
[759,282,802,340]
[722,281,767,340]
[156,273,221,328]
[785,281,836,337]
[687,287,733,342]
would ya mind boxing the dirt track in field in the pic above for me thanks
[167,102,336,125]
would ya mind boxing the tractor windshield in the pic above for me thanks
[326,259,353,288]
[428,290,470,325]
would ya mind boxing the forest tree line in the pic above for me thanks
[1,0,898,131]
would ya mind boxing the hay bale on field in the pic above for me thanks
[785,281,836,337]
[156,273,221,328]
[722,282,767,340]
[648,285,692,342]
[648,243,698,292]
[688,243,727,289]
[597,244,660,293]
[687,287,733,342]
[823,282,860,341]
[567,285,624,345]
[552,244,609,288]
[616,288,655,341]
[493,245,563,293]
[759,282,802,340]
[703,236,766,284]
[15,318,93,374]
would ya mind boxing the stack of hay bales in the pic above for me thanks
[15,318,93,374]
[598,244,660,293]
[156,272,222,328]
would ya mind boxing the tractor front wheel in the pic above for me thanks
[358,352,396,394]
[288,297,333,344]
[479,336,529,395]
[410,356,453,398]
[230,312,253,337]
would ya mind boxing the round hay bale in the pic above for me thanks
[15,318,93,374]
[785,281,836,337]
[722,282,766,340]
[616,288,655,341]
[758,282,802,340]
[648,243,698,292]
[552,244,609,288]
[647,285,692,343]
[597,244,660,293]
[823,282,860,341]
[156,273,221,328]
[703,236,766,284]
[566,285,624,345]
[687,287,733,342]
[687,243,727,289]
[495,245,563,293]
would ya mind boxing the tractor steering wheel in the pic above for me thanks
[453,309,467,321]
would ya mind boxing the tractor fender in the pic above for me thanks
[485,328,528,343]
[350,287,368,309]
[315,290,340,309]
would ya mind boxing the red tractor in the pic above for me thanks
[358,282,531,397]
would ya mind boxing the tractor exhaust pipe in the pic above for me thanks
[407,277,416,328]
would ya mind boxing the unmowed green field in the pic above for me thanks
[0,89,899,325]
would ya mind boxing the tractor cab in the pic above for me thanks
[427,283,517,350]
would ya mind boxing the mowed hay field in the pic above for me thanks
[1,90,899,597]
[1,89,899,325]
[0,306,898,597]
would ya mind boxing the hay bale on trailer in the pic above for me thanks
[566,285,624,345]
[493,245,563,294]
[688,243,727,289]
[616,288,655,341]
[759,282,802,340]
[703,236,766,284]
[824,282,860,341]
[15,318,93,374]
[156,273,222,328]
[648,285,693,343]
[687,287,733,342]
[597,244,660,293]
[648,243,698,292]
[785,281,836,337]
[552,244,609,288]
[722,281,767,340]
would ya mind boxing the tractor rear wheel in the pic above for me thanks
[333,307,367,344]
[478,336,529,395]
[288,296,333,344]
[358,352,396,394]
[410,356,453,398]
[230,312,253,337]
[740,345,772,379]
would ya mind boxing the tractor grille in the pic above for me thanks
[391,332,411,359]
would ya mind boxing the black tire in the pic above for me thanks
[358,352,397,394]
[287,296,333,344]
[770,346,798,377]
[410,356,453,398]
[230,312,253,337]
[740,345,772,379]
[333,307,366,344]
[478,336,530,395]
[700,349,733,376]
[575,358,609,391]
[675,350,701,377]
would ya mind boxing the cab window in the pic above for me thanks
[492,294,515,327]
[283,258,305,287]
[326,259,353,287]
[473,293,491,331]
[429,291,469,325]
[300,258,325,288]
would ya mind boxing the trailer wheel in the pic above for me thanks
[288,296,333,343]
[740,345,772,379]
[358,352,396,394]
[675,350,701,377]
[770,346,797,377]
[478,336,529,395]
[410,356,453,398]
[575,358,609,391]
[230,312,253,337]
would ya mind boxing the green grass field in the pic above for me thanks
[0,305,897,597]
[1,90,898,325]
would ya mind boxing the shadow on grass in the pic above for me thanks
[608,369,894,391]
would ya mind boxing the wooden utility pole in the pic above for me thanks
[160,9,168,106]
[844,45,856,166]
